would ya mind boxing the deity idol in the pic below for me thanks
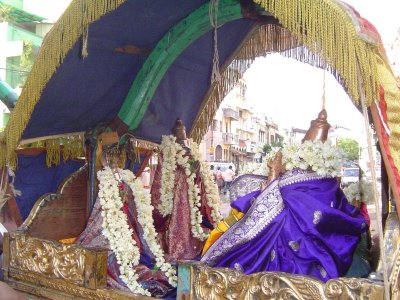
[201,110,369,282]
[151,118,221,261]
[76,141,175,297]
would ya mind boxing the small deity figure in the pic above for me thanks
[201,110,369,282]
[151,118,219,261]
[76,139,174,297]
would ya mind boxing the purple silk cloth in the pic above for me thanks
[231,190,261,213]
[201,169,366,282]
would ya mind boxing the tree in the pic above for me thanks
[0,3,14,22]
[19,40,34,85]
[262,136,284,155]
[337,138,359,161]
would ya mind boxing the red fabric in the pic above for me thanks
[343,3,382,44]
[377,86,400,190]
[151,154,212,260]
[359,202,371,226]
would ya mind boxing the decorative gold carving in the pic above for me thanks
[390,244,400,299]
[8,271,147,300]
[289,241,299,252]
[189,262,383,299]
[9,232,85,285]
[313,210,322,224]
[270,249,275,262]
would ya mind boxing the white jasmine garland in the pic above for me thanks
[282,140,347,177]
[188,138,222,226]
[121,169,177,286]
[239,162,269,176]
[97,167,148,296]
[158,135,222,241]
[158,135,179,216]
[343,182,361,202]
[98,167,177,296]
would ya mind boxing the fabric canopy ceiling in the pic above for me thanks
[21,0,255,143]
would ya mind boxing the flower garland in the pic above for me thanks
[239,162,269,176]
[158,135,178,216]
[158,135,222,241]
[343,182,361,202]
[98,167,177,296]
[97,167,147,295]
[343,180,375,204]
[121,170,177,287]
[265,147,282,163]
[281,140,347,177]
[189,138,222,226]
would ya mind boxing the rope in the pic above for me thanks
[357,63,390,300]
[82,26,89,58]
[209,0,221,84]
[321,70,326,110]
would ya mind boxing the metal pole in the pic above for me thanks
[357,63,390,300]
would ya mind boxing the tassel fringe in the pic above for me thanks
[0,0,126,169]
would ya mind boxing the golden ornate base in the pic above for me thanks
[177,261,384,300]
[2,232,152,300]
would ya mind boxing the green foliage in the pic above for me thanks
[262,136,284,154]
[262,143,272,154]
[0,3,13,22]
[337,138,359,161]
[19,40,34,85]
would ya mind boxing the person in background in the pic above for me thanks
[214,167,224,194]
[223,166,235,195]
[210,165,216,182]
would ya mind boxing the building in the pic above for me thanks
[0,0,69,128]
[0,0,48,88]
[199,79,281,170]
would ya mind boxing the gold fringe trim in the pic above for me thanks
[0,0,126,169]
[18,133,85,167]
[191,24,303,142]
[376,57,400,177]
[190,8,383,142]
[254,0,380,107]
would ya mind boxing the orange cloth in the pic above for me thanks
[202,208,244,255]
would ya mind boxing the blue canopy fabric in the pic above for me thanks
[14,153,84,220]
[22,0,255,143]
[13,1,255,220]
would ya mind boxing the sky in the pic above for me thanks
[23,0,72,22]
[242,0,400,146]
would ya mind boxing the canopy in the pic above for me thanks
[1,0,400,207]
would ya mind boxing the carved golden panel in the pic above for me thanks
[9,232,85,285]
[186,262,384,300]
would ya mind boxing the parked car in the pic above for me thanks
[341,168,359,186]
[207,162,236,173]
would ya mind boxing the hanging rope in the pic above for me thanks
[82,26,89,58]
[209,0,221,84]
[321,70,326,110]
[80,0,89,58]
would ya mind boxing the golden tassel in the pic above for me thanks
[2,0,126,169]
